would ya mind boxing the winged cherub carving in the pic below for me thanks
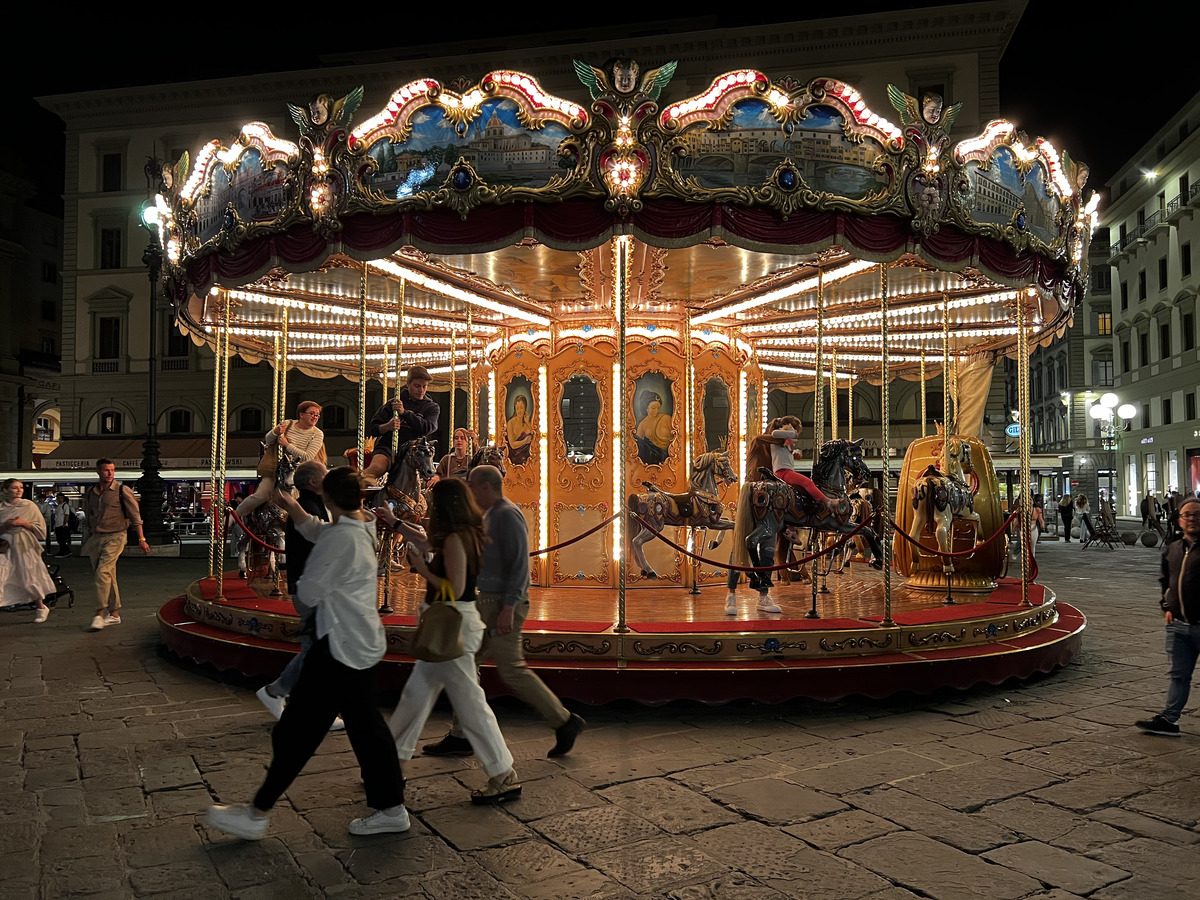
[287,87,365,138]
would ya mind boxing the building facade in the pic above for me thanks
[35,4,1026,471]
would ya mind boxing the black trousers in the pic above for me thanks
[253,637,404,812]
[55,527,72,555]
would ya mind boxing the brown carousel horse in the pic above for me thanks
[908,433,982,573]
[628,450,738,579]
[373,437,436,614]
[468,443,507,476]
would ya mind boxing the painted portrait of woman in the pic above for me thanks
[504,378,535,466]
[633,376,674,466]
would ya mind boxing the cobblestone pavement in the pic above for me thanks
[2,536,1198,899]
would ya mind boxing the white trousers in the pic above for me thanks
[388,602,513,778]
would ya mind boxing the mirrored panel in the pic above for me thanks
[702,376,730,452]
[746,383,759,436]
[561,374,601,464]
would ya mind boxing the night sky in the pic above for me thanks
[9,2,1198,217]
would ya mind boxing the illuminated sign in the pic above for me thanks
[1005,423,1021,437]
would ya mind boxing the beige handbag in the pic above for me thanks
[411,578,463,662]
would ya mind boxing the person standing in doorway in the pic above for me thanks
[421,465,585,759]
[82,459,149,631]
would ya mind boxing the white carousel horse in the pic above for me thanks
[237,452,297,590]
[908,434,982,574]
[627,450,738,579]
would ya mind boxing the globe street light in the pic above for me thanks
[1089,397,1137,515]
[136,157,168,546]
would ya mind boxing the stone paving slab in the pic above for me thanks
[6,537,1200,898]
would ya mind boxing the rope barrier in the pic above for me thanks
[529,513,620,557]
[887,506,1022,559]
[631,511,868,573]
[225,506,286,555]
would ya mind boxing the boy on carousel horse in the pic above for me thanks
[356,365,441,484]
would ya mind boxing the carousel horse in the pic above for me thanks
[627,450,738,578]
[236,451,297,589]
[375,437,436,613]
[726,438,884,603]
[908,434,982,573]
[468,443,507,476]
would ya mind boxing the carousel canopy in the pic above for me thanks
[151,62,1098,386]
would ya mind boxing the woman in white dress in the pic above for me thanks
[0,479,55,622]
[237,401,327,519]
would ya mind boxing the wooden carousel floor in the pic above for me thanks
[158,557,1083,704]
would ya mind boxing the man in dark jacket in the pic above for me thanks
[255,461,343,731]
[362,365,440,483]
[1137,496,1200,736]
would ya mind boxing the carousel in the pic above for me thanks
[152,60,1092,703]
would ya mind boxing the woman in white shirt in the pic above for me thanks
[206,467,409,840]
[236,401,327,519]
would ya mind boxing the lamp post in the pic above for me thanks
[137,157,168,546]
[1089,392,1137,517]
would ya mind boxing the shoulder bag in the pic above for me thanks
[411,577,463,662]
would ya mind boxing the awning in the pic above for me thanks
[39,437,264,470]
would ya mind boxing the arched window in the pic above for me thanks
[100,411,123,435]
[238,407,264,433]
[167,409,192,433]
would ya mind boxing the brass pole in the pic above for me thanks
[814,268,824,460]
[208,308,223,581]
[1018,291,1032,606]
[943,293,950,466]
[920,349,927,438]
[279,309,288,425]
[358,263,368,468]
[847,366,854,443]
[881,265,893,626]
[270,333,280,427]
[217,296,230,601]
[450,327,457,443]
[393,281,405,455]
[467,305,475,449]
[616,236,630,636]
[830,348,838,442]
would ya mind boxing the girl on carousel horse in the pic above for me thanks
[745,416,837,514]
[237,401,327,520]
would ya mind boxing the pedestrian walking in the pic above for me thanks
[386,478,522,804]
[82,459,149,631]
[1137,497,1200,737]
[420,465,585,759]
[0,479,55,622]
[1075,494,1093,545]
[206,467,408,840]
[254,461,344,733]
[52,493,74,557]
[1057,493,1074,542]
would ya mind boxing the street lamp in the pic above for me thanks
[1089,393,1137,516]
[136,157,168,546]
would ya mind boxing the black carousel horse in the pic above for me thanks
[725,438,884,606]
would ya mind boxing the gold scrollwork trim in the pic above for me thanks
[907,629,967,646]
[524,638,612,656]
[819,634,895,652]
[631,640,723,656]
[735,639,808,653]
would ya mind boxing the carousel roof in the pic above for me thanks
[152,63,1098,385]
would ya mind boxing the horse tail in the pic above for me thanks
[728,482,755,567]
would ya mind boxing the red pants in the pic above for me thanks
[775,469,827,504]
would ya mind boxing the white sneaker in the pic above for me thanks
[255,687,286,721]
[106,614,122,627]
[329,717,346,732]
[89,615,106,632]
[724,594,738,616]
[34,607,50,623]
[349,805,410,836]
[206,804,269,840]
[757,597,783,614]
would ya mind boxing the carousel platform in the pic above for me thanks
[158,560,1083,704]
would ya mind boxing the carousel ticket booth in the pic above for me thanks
[155,60,1090,703]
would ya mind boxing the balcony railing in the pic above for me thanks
[34,429,55,442]
[92,360,118,374]
[161,357,189,371]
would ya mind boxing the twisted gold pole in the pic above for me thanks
[208,304,223,581]
[450,327,457,443]
[217,296,230,601]
[358,263,368,468]
[881,265,893,626]
[847,366,854,443]
[830,348,838,442]
[942,293,950,465]
[1018,292,1032,607]
[393,281,405,455]
[467,304,475,448]
[920,349,926,438]
[615,236,630,637]
[814,268,824,459]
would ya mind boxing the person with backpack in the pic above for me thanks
[82,459,149,631]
